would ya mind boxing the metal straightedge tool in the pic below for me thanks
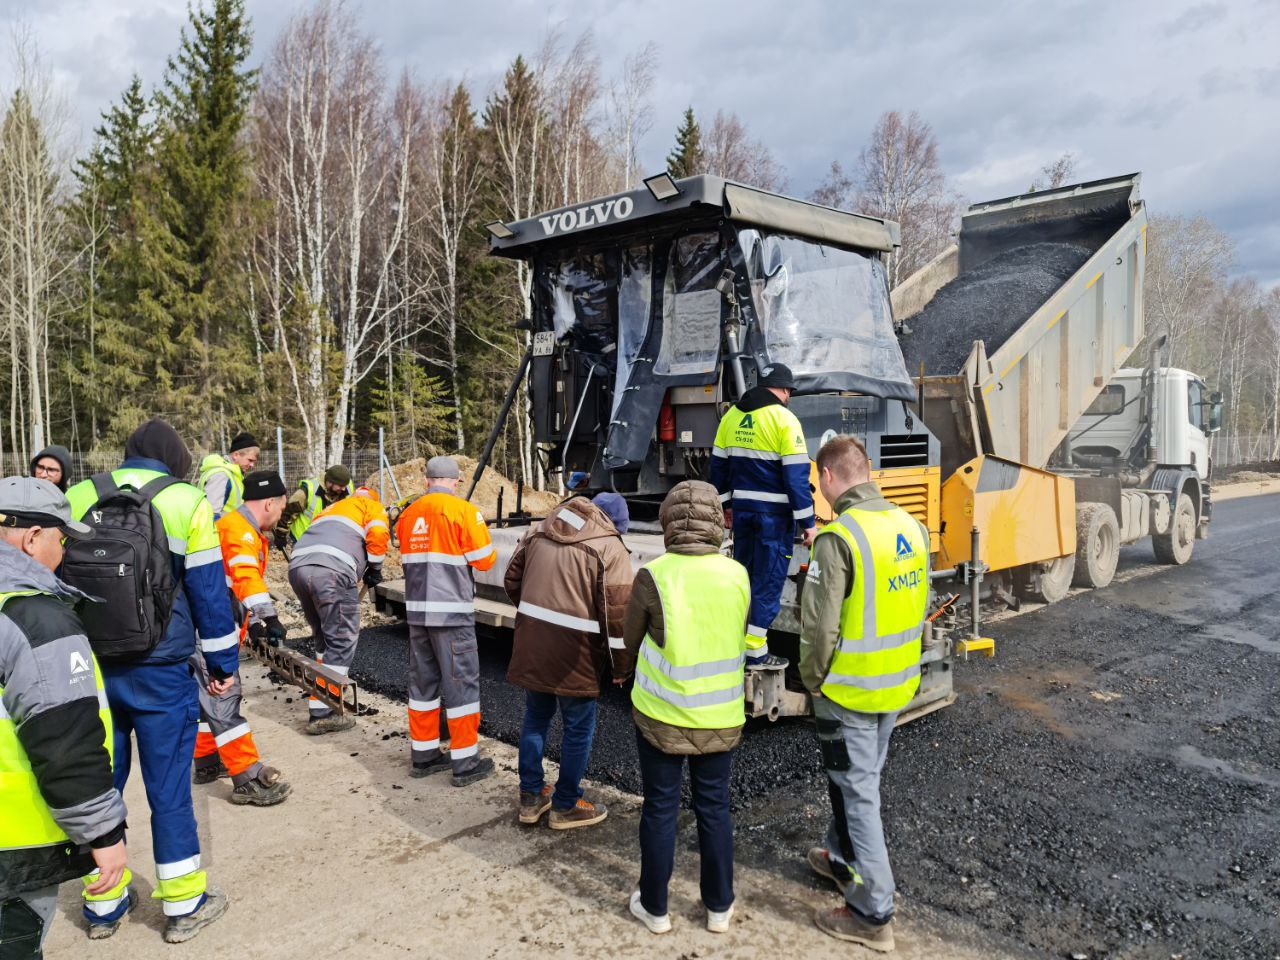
[243,635,359,717]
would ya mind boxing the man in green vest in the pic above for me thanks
[799,435,929,953]
[0,477,128,956]
[277,465,352,549]
[197,431,260,519]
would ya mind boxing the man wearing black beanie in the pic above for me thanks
[191,470,292,807]
[197,431,260,519]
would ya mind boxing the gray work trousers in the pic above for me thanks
[0,883,58,954]
[189,651,262,786]
[814,695,898,922]
[289,564,361,719]
[408,623,483,775]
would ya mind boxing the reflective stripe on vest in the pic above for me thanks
[630,552,750,730]
[818,503,928,714]
[0,590,114,853]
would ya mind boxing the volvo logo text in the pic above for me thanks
[538,197,634,236]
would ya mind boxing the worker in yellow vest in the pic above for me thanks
[622,480,751,937]
[799,435,929,954]
[0,477,128,953]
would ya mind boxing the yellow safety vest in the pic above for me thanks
[631,552,751,729]
[198,454,244,512]
[0,591,113,854]
[818,503,929,713]
[289,477,353,541]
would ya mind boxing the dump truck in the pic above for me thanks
[376,171,1219,723]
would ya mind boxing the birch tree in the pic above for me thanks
[609,43,657,189]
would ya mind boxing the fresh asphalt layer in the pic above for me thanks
[292,492,1280,960]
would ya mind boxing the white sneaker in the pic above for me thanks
[706,903,734,933]
[629,891,672,934]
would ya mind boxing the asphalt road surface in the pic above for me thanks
[301,492,1280,960]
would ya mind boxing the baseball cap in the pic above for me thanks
[757,363,797,390]
[0,476,93,540]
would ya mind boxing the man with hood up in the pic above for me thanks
[30,445,72,492]
[65,419,235,943]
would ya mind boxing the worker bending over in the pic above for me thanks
[800,435,928,953]
[198,432,259,519]
[0,477,128,956]
[710,363,815,667]
[192,470,292,806]
[66,419,235,942]
[277,465,353,549]
[287,485,388,733]
[394,457,496,787]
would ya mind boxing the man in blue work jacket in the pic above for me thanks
[709,364,816,667]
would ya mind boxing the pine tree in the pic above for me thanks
[666,106,703,179]
[152,0,258,446]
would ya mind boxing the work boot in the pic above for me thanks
[230,766,292,807]
[628,890,671,934]
[306,713,355,735]
[411,752,452,778]
[86,887,136,940]
[163,888,230,944]
[808,846,854,894]
[193,758,228,784]
[518,785,553,825]
[451,756,495,787]
[746,653,789,669]
[814,906,895,953]
[548,798,608,830]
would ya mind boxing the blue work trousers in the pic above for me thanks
[518,690,597,810]
[91,660,204,923]
[731,509,795,651]
[635,728,735,917]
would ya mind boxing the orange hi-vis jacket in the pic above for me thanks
[217,504,275,628]
[289,487,390,579]
[395,489,496,627]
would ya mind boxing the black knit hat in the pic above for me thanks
[230,431,260,453]
[757,363,797,390]
[242,470,286,500]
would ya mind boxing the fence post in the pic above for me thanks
[276,426,285,483]
[378,427,385,502]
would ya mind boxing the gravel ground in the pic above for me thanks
[290,493,1280,960]
[900,242,1094,375]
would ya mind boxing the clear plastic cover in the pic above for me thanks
[739,230,914,398]
[539,254,614,357]
[614,246,652,416]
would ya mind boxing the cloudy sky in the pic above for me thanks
[5,0,1278,284]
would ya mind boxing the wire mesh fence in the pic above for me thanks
[1213,434,1277,467]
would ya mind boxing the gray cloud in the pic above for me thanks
[2,0,1277,285]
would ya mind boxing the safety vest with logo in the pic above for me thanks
[0,591,113,867]
[631,552,751,729]
[817,503,929,713]
[198,454,244,513]
[710,402,814,522]
[395,491,496,627]
[289,477,353,541]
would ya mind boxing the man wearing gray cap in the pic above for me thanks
[0,478,129,953]
[393,457,497,787]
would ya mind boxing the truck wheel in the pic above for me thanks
[1073,503,1119,589]
[1153,493,1196,565]
[1031,555,1074,603]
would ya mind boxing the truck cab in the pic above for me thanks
[1069,367,1222,483]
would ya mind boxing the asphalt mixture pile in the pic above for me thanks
[900,242,1094,375]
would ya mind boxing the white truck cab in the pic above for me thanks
[1069,367,1221,481]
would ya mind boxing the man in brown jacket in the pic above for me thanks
[505,496,634,829]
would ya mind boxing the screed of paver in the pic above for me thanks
[45,669,1029,960]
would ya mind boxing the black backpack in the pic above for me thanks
[62,473,183,662]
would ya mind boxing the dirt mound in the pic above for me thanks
[900,242,1093,375]
[363,455,560,519]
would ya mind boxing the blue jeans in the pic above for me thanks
[635,727,735,916]
[518,690,597,810]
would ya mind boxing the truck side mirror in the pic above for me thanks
[1207,392,1223,433]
